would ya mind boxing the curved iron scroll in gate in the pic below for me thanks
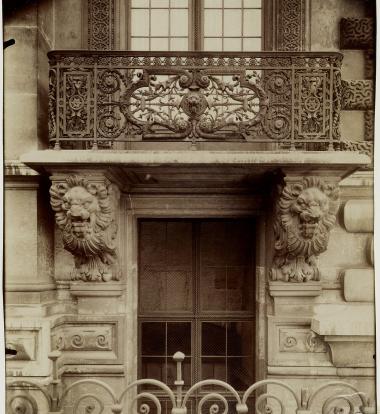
[6,351,376,414]
[48,52,343,149]
[96,68,269,142]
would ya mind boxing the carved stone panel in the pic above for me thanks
[340,18,375,50]
[88,0,115,50]
[50,174,120,282]
[271,176,340,282]
[279,329,328,353]
[54,326,113,352]
[275,0,306,51]
[364,110,374,141]
[5,319,51,377]
[51,317,123,365]
[268,317,332,368]
[341,80,374,111]
[6,330,38,361]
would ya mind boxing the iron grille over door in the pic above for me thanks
[138,219,256,400]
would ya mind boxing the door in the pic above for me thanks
[138,218,256,412]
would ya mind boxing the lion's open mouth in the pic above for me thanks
[71,216,92,238]
[300,221,318,238]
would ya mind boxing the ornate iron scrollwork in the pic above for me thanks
[96,68,269,142]
[49,51,344,148]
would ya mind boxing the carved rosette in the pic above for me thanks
[50,175,119,282]
[271,176,339,282]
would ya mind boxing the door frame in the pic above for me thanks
[121,193,268,386]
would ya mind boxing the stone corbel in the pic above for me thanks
[49,173,120,282]
[271,175,340,283]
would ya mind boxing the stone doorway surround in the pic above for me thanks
[18,149,371,389]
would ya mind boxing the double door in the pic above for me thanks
[138,218,256,394]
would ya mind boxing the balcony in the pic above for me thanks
[48,50,354,152]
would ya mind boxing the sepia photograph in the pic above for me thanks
[2,0,377,413]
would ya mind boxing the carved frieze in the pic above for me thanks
[271,176,339,282]
[279,329,328,353]
[276,0,306,51]
[341,80,374,111]
[53,326,113,352]
[88,0,115,50]
[50,175,119,282]
[340,18,374,50]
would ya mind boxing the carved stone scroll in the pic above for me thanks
[271,176,339,282]
[341,80,374,111]
[50,175,119,282]
[340,18,374,50]
[88,0,115,50]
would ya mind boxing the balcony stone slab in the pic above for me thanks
[21,150,369,191]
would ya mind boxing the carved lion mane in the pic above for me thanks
[50,175,118,282]
[272,177,339,282]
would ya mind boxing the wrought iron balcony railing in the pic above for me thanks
[48,51,349,151]
[7,351,376,414]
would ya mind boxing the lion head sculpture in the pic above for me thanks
[271,177,339,282]
[50,175,119,282]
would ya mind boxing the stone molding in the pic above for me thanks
[341,80,374,111]
[275,0,306,51]
[50,174,120,282]
[88,0,115,50]
[340,18,374,50]
[269,281,322,297]
[70,281,125,297]
[271,176,340,282]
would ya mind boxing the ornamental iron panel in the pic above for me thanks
[48,51,345,151]
[6,351,376,414]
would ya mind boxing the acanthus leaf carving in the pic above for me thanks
[271,176,339,282]
[50,175,119,282]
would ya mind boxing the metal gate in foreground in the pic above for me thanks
[6,351,376,414]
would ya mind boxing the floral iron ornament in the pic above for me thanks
[50,175,119,282]
[271,177,339,282]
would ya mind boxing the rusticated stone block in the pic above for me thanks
[343,199,373,233]
[341,80,374,111]
[343,268,374,302]
[340,18,374,50]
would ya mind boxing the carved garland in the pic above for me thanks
[271,177,339,282]
[50,175,119,282]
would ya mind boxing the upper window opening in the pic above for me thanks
[128,0,263,51]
